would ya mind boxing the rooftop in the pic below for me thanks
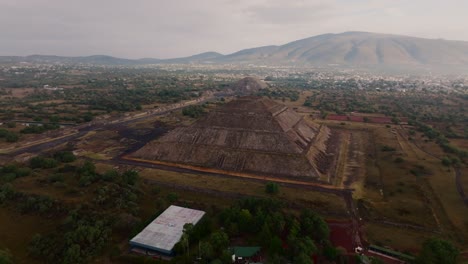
[232,246,261,258]
[129,205,205,254]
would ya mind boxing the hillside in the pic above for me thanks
[2,32,468,72]
[216,32,468,69]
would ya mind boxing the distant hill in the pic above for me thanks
[214,32,468,71]
[0,54,136,65]
[2,32,468,72]
[157,52,223,64]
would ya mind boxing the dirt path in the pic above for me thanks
[455,167,468,207]
[334,131,350,187]
[114,156,353,195]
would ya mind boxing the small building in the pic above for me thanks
[230,246,262,264]
[129,205,205,256]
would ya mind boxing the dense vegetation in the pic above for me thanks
[168,198,336,264]
[182,105,206,118]
[0,67,221,131]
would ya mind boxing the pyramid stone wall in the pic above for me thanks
[130,97,331,179]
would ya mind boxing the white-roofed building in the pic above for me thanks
[129,205,205,255]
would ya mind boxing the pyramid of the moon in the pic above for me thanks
[130,96,331,179]
[231,77,268,94]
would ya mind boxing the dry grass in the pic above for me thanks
[1,88,35,98]
[134,167,348,215]
[363,123,468,243]
[364,222,431,253]
[450,138,468,151]
[315,120,468,250]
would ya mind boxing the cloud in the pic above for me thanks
[244,0,335,24]
[0,0,467,58]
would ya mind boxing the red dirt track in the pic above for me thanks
[328,220,355,252]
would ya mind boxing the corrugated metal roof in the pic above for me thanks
[129,205,205,253]
[232,246,261,257]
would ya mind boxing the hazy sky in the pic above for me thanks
[1,0,467,58]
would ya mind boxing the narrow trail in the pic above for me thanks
[455,167,468,207]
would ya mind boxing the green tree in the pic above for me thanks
[265,182,279,194]
[268,236,283,256]
[121,170,139,185]
[63,244,82,264]
[416,238,459,264]
[209,231,229,253]
[295,252,313,264]
[5,132,18,142]
[199,241,214,260]
[180,225,191,259]
[166,192,178,203]
[300,210,329,242]
[54,151,76,163]
[238,209,253,231]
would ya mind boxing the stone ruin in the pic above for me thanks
[130,96,333,180]
[230,76,268,95]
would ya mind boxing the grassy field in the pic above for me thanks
[371,124,467,246]
[0,207,60,264]
[317,119,468,251]
[130,166,348,215]
[364,222,432,253]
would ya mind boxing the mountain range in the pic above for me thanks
[2,32,468,72]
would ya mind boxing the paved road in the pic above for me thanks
[2,97,214,157]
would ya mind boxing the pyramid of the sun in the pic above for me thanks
[130,96,331,179]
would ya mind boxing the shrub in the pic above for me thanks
[182,105,205,118]
[167,192,178,202]
[54,151,76,163]
[5,133,19,142]
[0,184,16,204]
[102,169,119,182]
[30,156,58,169]
[381,145,396,152]
[441,157,451,167]
[16,167,31,177]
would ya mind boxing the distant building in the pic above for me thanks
[129,205,205,256]
[43,84,63,91]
